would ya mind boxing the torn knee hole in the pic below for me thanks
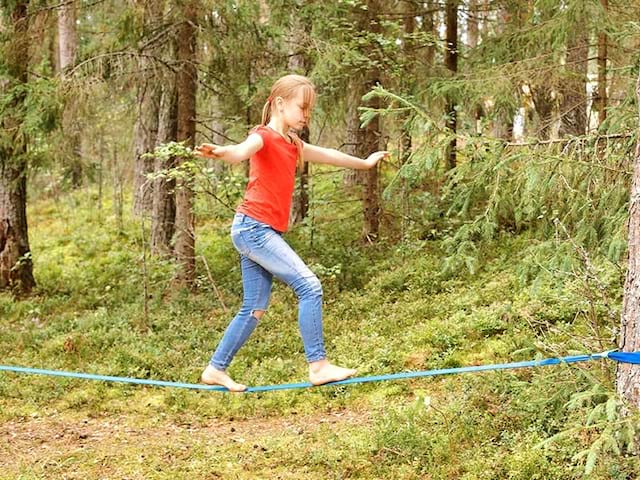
[251,309,266,320]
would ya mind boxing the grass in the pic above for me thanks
[1,186,639,479]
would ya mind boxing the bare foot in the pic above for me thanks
[309,359,357,386]
[200,365,247,392]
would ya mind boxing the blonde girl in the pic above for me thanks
[195,74,388,392]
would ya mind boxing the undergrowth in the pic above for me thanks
[0,182,638,479]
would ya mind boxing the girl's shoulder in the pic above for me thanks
[248,125,275,146]
[249,125,271,137]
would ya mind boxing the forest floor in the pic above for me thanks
[1,189,639,479]
[1,406,373,479]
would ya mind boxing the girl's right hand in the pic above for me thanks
[364,151,390,168]
[194,143,226,159]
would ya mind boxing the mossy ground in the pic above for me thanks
[1,188,638,479]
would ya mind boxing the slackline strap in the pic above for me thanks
[1,350,639,393]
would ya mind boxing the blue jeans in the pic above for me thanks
[210,213,327,370]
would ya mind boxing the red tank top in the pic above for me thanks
[236,126,298,232]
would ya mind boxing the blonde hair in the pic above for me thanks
[260,74,316,169]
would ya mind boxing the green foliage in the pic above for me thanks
[1,187,638,478]
[3,0,640,478]
[365,84,634,280]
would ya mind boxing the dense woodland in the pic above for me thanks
[2,0,640,478]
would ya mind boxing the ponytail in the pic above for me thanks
[261,99,271,126]
[289,131,304,171]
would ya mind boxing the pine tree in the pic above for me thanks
[0,0,36,294]
[173,0,198,288]
[616,70,640,409]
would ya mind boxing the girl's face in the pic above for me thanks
[276,88,313,130]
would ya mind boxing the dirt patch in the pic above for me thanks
[0,409,372,477]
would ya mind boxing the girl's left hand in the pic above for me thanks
[194,143,226,159]
[365,151,390,168]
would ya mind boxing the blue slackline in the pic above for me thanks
[1,351,639,393]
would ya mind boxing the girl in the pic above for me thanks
[195,74,388,392]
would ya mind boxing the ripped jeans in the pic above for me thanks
[209,213,327,370]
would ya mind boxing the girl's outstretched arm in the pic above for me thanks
[303,142,389,169]
[195,133,263,164]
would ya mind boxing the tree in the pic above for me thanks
[596,0,608,128]
[557,5,588,137]
[0,0,36,294]
[288,9,312,226]
[616,70,640,409]
[173,0,198,288]
[351,0,383,241]
[58,0,83,187]
[133,1,163,216]
[151,79,178,256]
[444,0,458,169]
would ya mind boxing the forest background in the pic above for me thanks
[1,0,640,478]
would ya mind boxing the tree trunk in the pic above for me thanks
[616,71,640,409]
[151,81,178,256]
[361,77,381,242]
[343,0,382,240]
[58,0,82,187]
[467,0,479,48]
[133,80,161,216]
[133,1,163,216]
[596,0,608,128]
[173,0,198,288]
[343,81,366,188]
[57,1,77,71]
[288,21,311,226]
[400,0,416,164]
[531,87,556,141]
[558,30,588,137]
[467,0,484,135]
[0,0,36,294]
[423,0,436,68]
[444,0,458,169]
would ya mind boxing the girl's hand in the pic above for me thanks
[365,151,390,168]
[194,143,227,159]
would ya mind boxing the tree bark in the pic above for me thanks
[596,0,608,128]
[58,0,82,187]
[361,77,381,242]
[133,80,161,216]
[0,0,36,294]
[288,19,310,226]
[531,87,556,141]
[133,1,163,216]
[423,0,436,68]
[467,0,484,135]
[151,81,178,256]
[343,80,366,188]
[400,0,416,164]
[343,0,382,240]
[616,71,640,409]
[173,0,198,288]
[444,0,458,169]
[57,1,77,72]
[558,30,588,137]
